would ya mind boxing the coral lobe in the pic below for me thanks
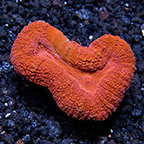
[10,21,135,121]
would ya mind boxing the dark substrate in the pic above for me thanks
[0,0,144,144]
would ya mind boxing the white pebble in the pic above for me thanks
[131,22,134,25]
[110,129,113,133]
[4,103,8,106]
[9,101,13,105]
[13,110,17,113]
[5,24,8,27]
[64,1,67,5]
[5,113,11,118]
[125,3,129,7]
[142,30,144,37]
[1,131,5,135]
[89,35,93,40]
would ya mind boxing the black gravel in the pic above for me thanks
[0,0,144,144]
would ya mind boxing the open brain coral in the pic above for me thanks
[10,21,135,121]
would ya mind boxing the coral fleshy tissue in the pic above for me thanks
[10,21,135,121]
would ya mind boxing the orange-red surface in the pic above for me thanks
[10,21,135,120]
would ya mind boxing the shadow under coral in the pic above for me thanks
[14,75,126,141]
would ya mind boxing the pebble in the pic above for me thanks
[19,110,29,118]
[5,113,11,118]
[22,134,31,143]
[5,24,8,27]
[4,103,8,107]
[64,1,67,5]
[61,138,73,144]
[132,34,142,42]
[108,139,116,144]
[40,0,52,7]
[140,24,144,36]
[0,27,6,37]
[48,121,61,138]
[8,100,15,107]
[31,120,38,128]
[136,95,143,101]
[1,131,5,135]
[53,0,63,7]
[13,14,23,24]
[98,136,107,144]
[132,108,142,117]
[131,16,142,23]
[89,35,93,40]
[99,6,109,20]
[125,3,129,7]
[121,15,130,25]
[140,87,144,91]
[7,119,15,127]
[76,9,91,20]
[2,62,13,71]
[2,134,14,143]
[110,129,113,133]
[0,102,6,111]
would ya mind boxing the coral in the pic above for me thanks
[10,21,135,121]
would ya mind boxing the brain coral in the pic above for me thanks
[10,21,135,121]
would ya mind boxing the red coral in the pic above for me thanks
[10,21,135,121]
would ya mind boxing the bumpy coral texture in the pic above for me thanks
[11,21,135,121]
